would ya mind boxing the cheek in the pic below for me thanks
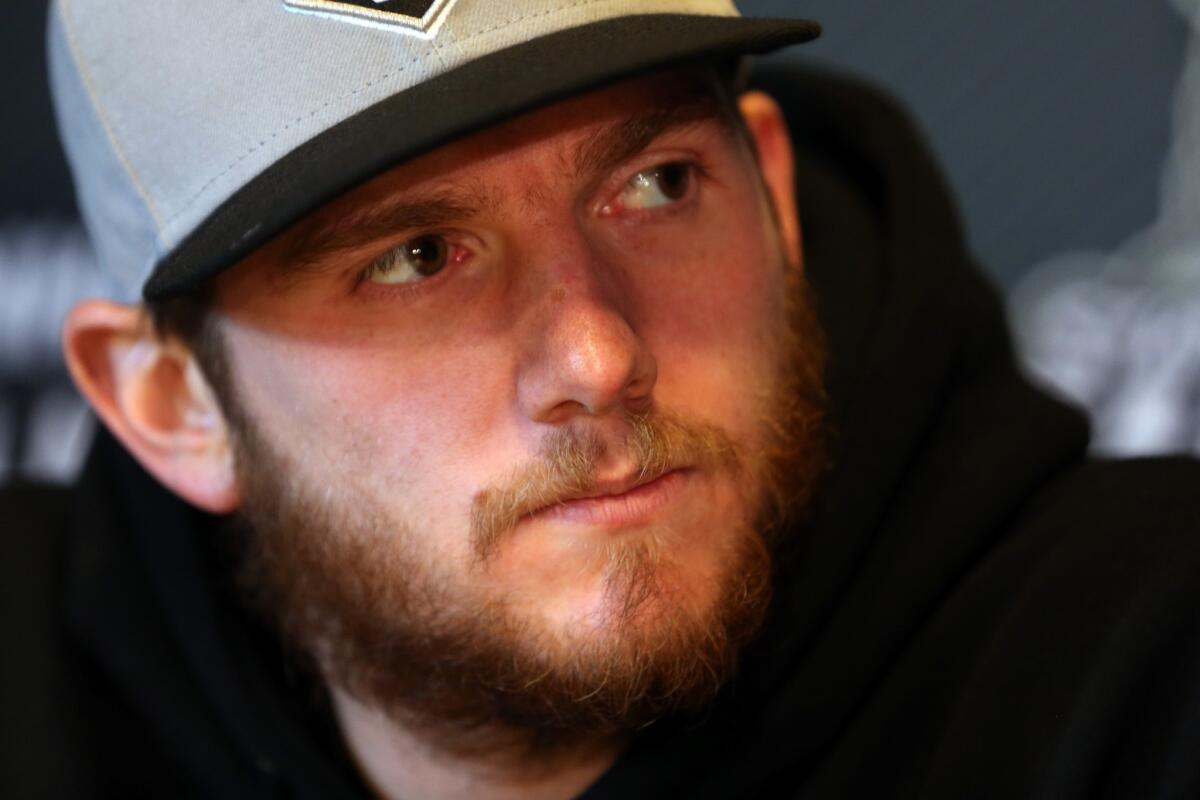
[222,321,517,517]
[607,170,783,347]
[622,203,785,427]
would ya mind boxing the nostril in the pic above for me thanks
[622,349,657,411]
[517,301,657,423]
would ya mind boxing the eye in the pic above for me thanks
[618,162,694,211]
[365,234,451,286]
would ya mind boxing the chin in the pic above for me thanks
[497,521,748,653]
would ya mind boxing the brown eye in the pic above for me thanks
[620,162,694,210]
[405,236,449,277]
[654,162,691,200]
[366,234,451,285]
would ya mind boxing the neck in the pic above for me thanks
[330,688,625,800]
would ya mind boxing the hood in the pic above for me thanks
[64,63,1089,799]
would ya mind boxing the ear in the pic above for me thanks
[62,300,240,513]
[738,90,803,270]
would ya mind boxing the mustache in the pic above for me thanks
[469,411,743,562]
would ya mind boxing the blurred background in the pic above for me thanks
[3,0,1198,482]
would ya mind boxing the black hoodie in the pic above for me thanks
[5,65,1200,799]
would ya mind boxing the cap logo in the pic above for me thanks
[283,0,459,37]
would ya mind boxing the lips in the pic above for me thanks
[568,470,673,502]
[525,468,691,528]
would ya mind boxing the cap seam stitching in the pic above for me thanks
[163,0,697,227]
[59,0,167,239]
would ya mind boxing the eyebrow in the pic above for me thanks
[571,96,731,179]
[280,94,732,284]
[282,187,493,282]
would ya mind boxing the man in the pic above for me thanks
[5,1,1200,798]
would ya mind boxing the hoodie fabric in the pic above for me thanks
[5,65,1200,799]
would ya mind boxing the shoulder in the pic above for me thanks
[1018,456,1200,566]
[1,479,73,527]
[1,482,76,734]
[0,480,75,631]
[0,478,189,797]
[0,480,86,794]
[1033,454,1200,512]
[915,458,1200,796]
[1,479,74,609]
[995,456,1200,630]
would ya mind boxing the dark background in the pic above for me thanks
[746,0,1188,287]
[3,2,78,221]
[0,1,1192,478]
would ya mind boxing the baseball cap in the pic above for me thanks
[48,1,820,302]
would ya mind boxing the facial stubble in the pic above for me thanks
[219,261,826,759]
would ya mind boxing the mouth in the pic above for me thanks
[524,468,692,529]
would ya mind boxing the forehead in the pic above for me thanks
[234,66,735,262]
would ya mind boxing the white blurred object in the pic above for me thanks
[1013,0,1200,455]
[0,396,12,482]
[21,387,94,483]
[1172,0,1199,25]
[0,222,106,379]
[0,221,105,482]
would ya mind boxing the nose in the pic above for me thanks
[516,274,657,425]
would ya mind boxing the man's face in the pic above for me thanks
[208,68,825,745]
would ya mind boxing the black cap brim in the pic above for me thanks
[145,13,820,300]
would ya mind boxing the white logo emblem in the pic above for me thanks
[283,0,459,38]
